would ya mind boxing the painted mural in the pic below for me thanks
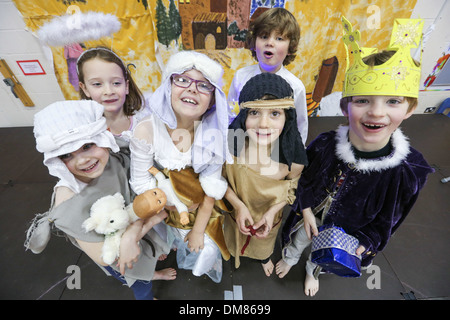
[13,0,416,115]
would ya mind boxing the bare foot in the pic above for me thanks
[262,259,274,277]
[304,273,319,296]
[275,259,292,278]
[152,268,177,280]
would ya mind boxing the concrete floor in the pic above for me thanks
[1,114,449,302]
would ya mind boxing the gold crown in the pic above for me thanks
[342,16,424,98]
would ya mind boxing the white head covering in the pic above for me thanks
[150,50,232,175]
[34,100,119,193]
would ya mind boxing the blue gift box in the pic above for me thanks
[311,225,361,277]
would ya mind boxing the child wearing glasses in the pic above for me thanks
[129,51,232,283]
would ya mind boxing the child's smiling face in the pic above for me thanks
[245,108,286,146]
[79,58,129,116]
[345,95,415,151]
[59,143,110,183]
[170,69,214,122]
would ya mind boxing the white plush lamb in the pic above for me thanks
[82,193,131,265]
[82,189,166,265]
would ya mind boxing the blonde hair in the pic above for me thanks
[247,8,300,66]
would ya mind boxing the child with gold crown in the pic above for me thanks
[275,16,434,296]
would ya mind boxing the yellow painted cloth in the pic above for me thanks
[13,0,416,109]
[13,0,161,100]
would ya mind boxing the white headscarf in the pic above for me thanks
[149,50,232,175]
[34,100,119,193]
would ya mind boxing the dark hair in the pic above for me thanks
[246,8,300,66]
[77,47,144,116]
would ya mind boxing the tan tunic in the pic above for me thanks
[223,161,299,268]
[162,167,230,260]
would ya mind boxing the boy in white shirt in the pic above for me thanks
[228,7,308,145]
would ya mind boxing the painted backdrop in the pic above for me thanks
[13,0,416,115]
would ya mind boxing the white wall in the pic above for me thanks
[412,0,450,113]
[0,0,64,128]
[0,0,449,128]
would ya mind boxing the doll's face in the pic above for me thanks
[59,143,110,184]
[255,30,290,73]
[132,188,167,219]
[79,58,129,116]
[245,108,286,146]
[171,69,214,123]
[345,95,414,152]
[145,188,167,213]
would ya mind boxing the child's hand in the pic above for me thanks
[235,205,254,236]
[117,241,140,275]
[140,210,168,237]
[302,208,318,240]
[184,229,204,253]
[356,245,366,256]
[117,220,143,275]
[252,201,286,239]
[253,219,270,238]
[253,211,276,239]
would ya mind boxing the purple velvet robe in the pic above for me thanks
[281,126,434,267]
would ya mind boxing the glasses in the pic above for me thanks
[172,74,214,94]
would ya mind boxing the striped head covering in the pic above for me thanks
[34,100,119,193]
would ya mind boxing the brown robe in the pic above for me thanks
[162,167,230,260]
[223,161,299,268]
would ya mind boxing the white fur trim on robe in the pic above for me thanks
[335,125,410,173]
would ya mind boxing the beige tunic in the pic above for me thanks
[162,167,230,260]
[224,161,299,268]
